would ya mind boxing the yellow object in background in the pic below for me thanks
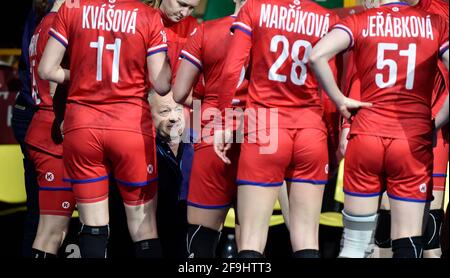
[0,145,26,203]
[335,159,345,204]
[344,0,358,7]
[224,200,285,228]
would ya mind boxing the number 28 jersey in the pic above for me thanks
[50,0,167,136]
[333,3,449,142]
[220,0,338,131]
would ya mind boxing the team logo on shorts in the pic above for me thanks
[147,164,154,174]
[419,183,427,193]
[324,164,329,175]
[45,172,55,182]
[62,201,71,209]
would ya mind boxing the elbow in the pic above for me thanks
[307,51,320,69]
[154,82,171,96]
[38,63,50,81]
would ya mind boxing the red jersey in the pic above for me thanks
[333,3,449,143]
[159,11,198,79]
[181,16,248,126]
[25,12,63,155]
[219,0,338,132]
[416,0,449,118]
[49,0,167,136]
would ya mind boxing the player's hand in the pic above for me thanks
[214,129,232,164]
[337,97,372,119]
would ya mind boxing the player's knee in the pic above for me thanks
[374,209,391,248]
[186,224,221,258]
[424,209,444,250]
[78,224,110,258]
[392,236,423,258]
[237,250,265,258]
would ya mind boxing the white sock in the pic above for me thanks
[339,211,378,258]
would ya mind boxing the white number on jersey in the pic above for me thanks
[269,35,312,86]
[90,36,122,83]
[375,43,417,90]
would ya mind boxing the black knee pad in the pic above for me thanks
[78,224,109,258]
[375,210,391,248]
[134,238,162,258]
[186,224,221,258]
[237,250,264,258]
[424,209,444,250]
[392,236,423,258]
[293,249,321,258]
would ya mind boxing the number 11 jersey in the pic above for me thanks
[49,0,167,136]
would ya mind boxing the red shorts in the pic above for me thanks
[63,129,158,205]
[188,143,240,208]
[433,129,449,191]
[237,128,329,186]
[344,134,433,202]
[28,146,75,217]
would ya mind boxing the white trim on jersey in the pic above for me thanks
[333,24,355,48]
[180,50,202,68]
[49,28,69,46]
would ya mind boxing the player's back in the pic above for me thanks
[50,0,167,135]
[418,0,449,18]
[29,12,57,109]
[235,0,336,109]
[52,0,163,105]
[202,16,248,108]
[336,3,449,141]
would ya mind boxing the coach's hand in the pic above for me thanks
[338,97,372,119]
[214,129,232,164]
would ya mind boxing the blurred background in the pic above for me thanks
[0,0,365,258]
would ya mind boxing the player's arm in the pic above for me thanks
[435,49,449,130]
[173,58,200,106]
[147,52,172,96]
[309,29,372,119]
[38,37,69,84]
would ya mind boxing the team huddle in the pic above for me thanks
[25,0,448,258]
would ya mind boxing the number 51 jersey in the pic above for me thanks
[49,0,167,136]
[220,0,338,131]
[333,3,449,143]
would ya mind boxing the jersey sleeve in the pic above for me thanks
[49,4,70,48]
[146,10,169,57]
[230,0,253,38]
[218,0,253,113]
[437,15,449,58]
[180,23,204,71]
[331,14,359,51]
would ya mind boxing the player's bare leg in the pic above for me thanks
[278,182,290,230]
[372,193,393,258]
[77,199,110,258]
[186,206,229,258]
[288,181,324,258]
[389,198,428,258]
[32,215,71,257]
[236,185,279,257]
[339,195,379,258]
[124,196,161,257]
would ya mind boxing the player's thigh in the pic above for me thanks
[344,134,385,197]
[237,128,292,186]
[105,130,158,206]
[385,138,433,202]
[286,128,329,185]
[188,143,240,208]
[28,146,75,217]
